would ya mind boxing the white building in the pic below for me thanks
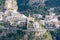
[32,14,42,19]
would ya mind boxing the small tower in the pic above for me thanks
[27,14,31,29]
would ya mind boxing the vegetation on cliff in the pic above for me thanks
[0,0,5,11]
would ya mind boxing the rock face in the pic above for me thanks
[5,0,18,11]
[0,0,27,26]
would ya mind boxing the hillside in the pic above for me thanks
[0,0,60,40]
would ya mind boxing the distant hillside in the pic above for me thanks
[0,0,5,12]
[17,0,48,16]
[16,0,60,15]
[45,0,60,15]
[45,0,60,8]
[17,0,29,11]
